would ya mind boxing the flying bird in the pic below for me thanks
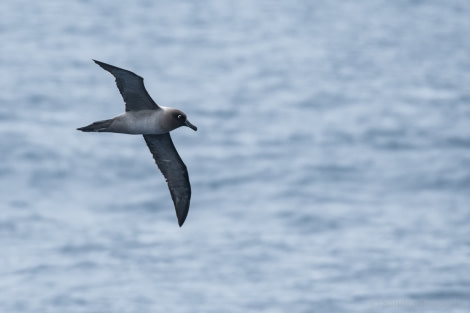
[78,60,197,227]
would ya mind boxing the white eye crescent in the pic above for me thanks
[177,114,183,119]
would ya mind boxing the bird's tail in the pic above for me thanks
[77,119,114,132]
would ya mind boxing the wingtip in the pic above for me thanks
[177,208,189,227]
[176,205,190,227]
[174,197,190,228]
[93,59,106,67]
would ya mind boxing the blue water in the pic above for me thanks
[1,1,470,312]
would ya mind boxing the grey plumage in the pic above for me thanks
[78,60,196,227]
[77,118,114,132]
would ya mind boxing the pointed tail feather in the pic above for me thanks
[77,119,113,132]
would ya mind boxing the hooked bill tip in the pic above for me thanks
[185,120,197,131]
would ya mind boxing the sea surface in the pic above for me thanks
[1,1,470,312]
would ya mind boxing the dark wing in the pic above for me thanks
[143,134,191,227]
[93,60,160,112]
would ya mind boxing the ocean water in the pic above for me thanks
[1,0,470,312]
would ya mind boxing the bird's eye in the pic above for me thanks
[177,114,183,119]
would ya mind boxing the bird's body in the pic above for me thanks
[82,108,188,135]
[78,60,197,227]
[103,110,164,134]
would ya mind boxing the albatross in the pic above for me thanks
[78,60,197,227]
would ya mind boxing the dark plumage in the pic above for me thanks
[78,60,197,226]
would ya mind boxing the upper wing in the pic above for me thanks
[143,134,191,227]
[93,60,160,112]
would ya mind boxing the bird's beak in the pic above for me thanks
[185,120,197,131]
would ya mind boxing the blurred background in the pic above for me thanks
[1,0,469,312]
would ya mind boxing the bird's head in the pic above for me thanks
[168,109,197,132]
